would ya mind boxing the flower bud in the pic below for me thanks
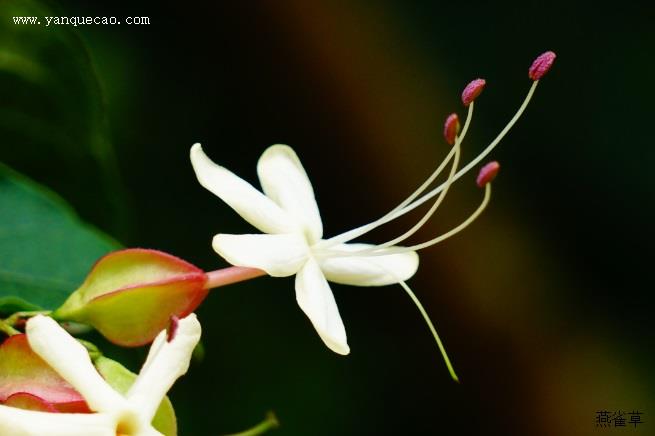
[443,113,460,145]
[0,334,89,413]
[461,78,486,106]
[528,51,556,80]
[476,161,500,187]
[53,249,208,347]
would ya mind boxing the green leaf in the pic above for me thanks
[0,0,128,236]
[0,163,120,310]
[0,296,40,316]
[95,356,177,436]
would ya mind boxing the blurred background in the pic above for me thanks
[1,0,653,435]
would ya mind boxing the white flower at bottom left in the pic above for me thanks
[0,313,201,436]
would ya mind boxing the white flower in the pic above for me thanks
[191,144,435,355]
[0,314,201,436]
[191,55,551,378]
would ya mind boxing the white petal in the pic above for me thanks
[295,258,349,355]
[128,314,201,424]
[318,243,419,286]
[0,404,116,436]
[213,233,308,277]
[26,315,126,414]
[190,143,295,235]
[257,145,323,243]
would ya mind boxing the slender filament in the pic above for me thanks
[399,279,459,382]
[362,134,462,252]
[314,102,475,250]
[383,183,491,254]
[321,80,538,249]
[325,183,491,257]
[316,132,462,259]
[385,80,538,221]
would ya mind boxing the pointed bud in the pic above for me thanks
[461,78,486,106]
[528,51,556,80]
[476,161,500,187]
[53,249,208,347]
[443,113,460,145]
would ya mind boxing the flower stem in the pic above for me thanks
[223,411,280,436]
[204,266,266,290]
[5,310,51,326]
[0,319,19,336]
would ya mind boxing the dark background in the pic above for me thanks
[1,1,653,435]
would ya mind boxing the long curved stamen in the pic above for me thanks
[346,131,462,255]
[395,182,491,252]
[379,105,472,218]
[314,102,475,250]
[320,80,538,249]
[380,80,538,222]
[398,279,459,382]
[327,183,491,258]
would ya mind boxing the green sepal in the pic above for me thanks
[95,356,177,436]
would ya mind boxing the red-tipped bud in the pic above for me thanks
[528,51,556,80]
[461,78,486,106]
[443,113,460,145]
[476,161,500,187]
[52,249,208,347]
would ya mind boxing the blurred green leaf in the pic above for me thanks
[0,0,128,236]
[0,162,120,310]
[0,296,40,317]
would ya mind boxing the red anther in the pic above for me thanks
[166,315,180,342]
[443,113,460,145]
[476,161,500,187]
[461,79,486,106]
[529,51,556,80]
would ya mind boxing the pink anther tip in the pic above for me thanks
[443,113,460,145]
[528,51,556,80]
[166,315,180,342]
[461,79,486,107]
[476,161,500,187]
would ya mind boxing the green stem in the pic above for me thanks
[5,310,51,326]
[223,412,279,436]
[0,319,20,336]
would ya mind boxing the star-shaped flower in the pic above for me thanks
[190,51,556,377]
[0,314,201,436]
[191,144,419,355]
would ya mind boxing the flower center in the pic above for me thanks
[114,411,141,436]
